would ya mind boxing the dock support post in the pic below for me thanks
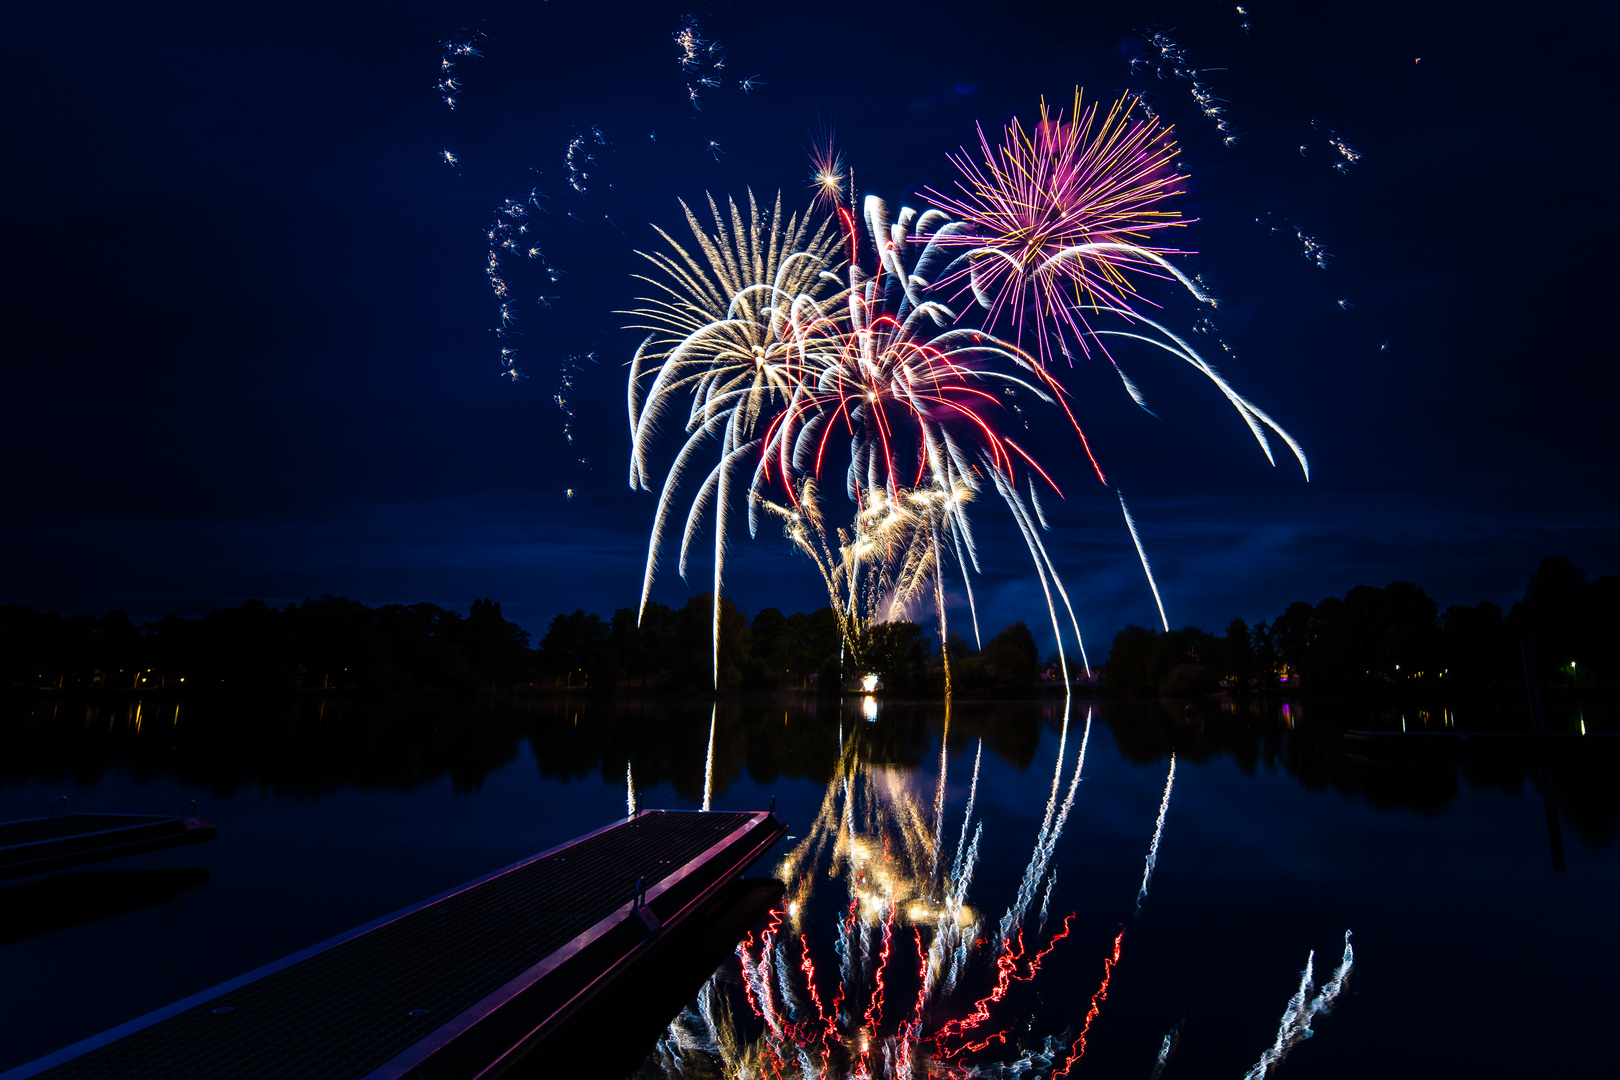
[632,876,663,938]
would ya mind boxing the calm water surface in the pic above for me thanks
[1,693,1614,1077]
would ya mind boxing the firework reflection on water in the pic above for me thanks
[643,702,1354,1079]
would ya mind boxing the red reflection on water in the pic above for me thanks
[1052,929,1125,1076]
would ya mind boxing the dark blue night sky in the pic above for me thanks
[3,0,1614,650]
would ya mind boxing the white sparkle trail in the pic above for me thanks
[1242,931,1355,1080]
[950,739,983,886]
[998,702,1090,946]
[1120,492,1169,631]
[1136,753,1176,916]
[701,704,716,811]
[1150,1022,1181,1079]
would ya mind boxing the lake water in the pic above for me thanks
[1,692,1614,1078]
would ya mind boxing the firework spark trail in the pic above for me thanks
[435,31,484,110]
[775,929,806,1024]
[1084,307,1310,479]
[694,979,719,1064]
[931,932,1025,1053]
[895,927,929,1076]
[1136,31,1238,146]
[1258,213,1331,269]
[565,126,608,193]
[1037,863,1058,931]
[933,748,978,1003]
[701,704,716,811]
[1243,932,1354,1080]
[996,709,1069,945]
[1326,131,1361,173]
[797,934,830,1038]
[992,470,1090,679]
[1118,492,1170,632]
[942,820,981,995]
[1044,709,1091,846]
[930,707,951,884]
[911,91,1310,620]
[1024,709,1090,928]
[1150,1022,1182,1079]
[921,91,1189,369]
[483,189,564,383]
[999,705,1090,946]
[1136,752,1176,917]
[836,896,857,1028]
[861,897,897,1064]
[932,918,1075,1063]
[951,739,983,886]
[746,911,790,1040]
[1052,930,1125,1076]
[626,760,635,817]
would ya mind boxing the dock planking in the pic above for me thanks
[0,812,217,881]
[2,808,786,1080]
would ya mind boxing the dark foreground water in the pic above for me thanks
[1,692,1615,1078]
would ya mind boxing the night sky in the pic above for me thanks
[4,0,1614,652]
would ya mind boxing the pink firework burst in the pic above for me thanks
[922,91,1192,366]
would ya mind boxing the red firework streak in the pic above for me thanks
[1051,930,1125,1077]
[930,915,1076,1060]
[797,932,839,1048]
[738,908,788,1033]
[736,929,762,1018]
[869,906,894,1031]
[895,926,930,1076]
[855,900,907,1075]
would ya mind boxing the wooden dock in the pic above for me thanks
[0,811,217,881]
[2,808,786,1080]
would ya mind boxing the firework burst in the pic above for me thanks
[625,191,845,686]
[807,129,848,215]
[626,90,1309,690]
[922,90,1195,367]
[629,185,1097,688]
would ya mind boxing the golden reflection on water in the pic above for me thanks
[651,698,1101,1079]
[648,696,1354,1080]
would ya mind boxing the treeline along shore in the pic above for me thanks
[2,555,1614,698]
[0,591,1046,696]
[1109,555,1618,697]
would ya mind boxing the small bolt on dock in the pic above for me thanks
[2,807,787,1080]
